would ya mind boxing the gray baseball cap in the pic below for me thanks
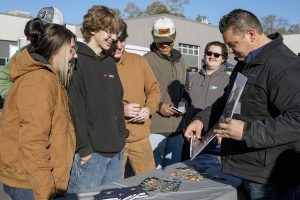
[36,7,64,25]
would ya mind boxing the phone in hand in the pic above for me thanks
[171,106,184,114]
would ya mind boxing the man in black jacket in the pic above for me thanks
[67,6,128,193]
[185,9,300,199]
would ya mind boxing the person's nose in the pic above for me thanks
[116,41,123,48]
[110,33,117,41]
[73,52,78,59]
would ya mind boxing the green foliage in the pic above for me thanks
[124,2,145,17]
[146,1,170,15]
[124,0,189,18]
[165,0,190,17]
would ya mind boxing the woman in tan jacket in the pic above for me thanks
[0,20,77,200]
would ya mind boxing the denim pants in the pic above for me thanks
[3,184,34,200]
[242,179,300,200]
[149,133,183,169]
[67,150,124,194]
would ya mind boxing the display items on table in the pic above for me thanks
[94,186,149,200]
[139,177,181,192]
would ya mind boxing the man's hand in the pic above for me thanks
[184,120,204,139]
[214,118,245,141]
[80,154,92,165]
[159,103,176,117]
[134,107,150,122]
[124,103,141,118]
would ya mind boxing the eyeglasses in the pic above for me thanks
[103,30,117,39]
[205,51,222,58]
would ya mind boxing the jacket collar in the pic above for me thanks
[199,64,227,77]
[150,42,182,62]
[249,33,283,65]
[116,51,128,67]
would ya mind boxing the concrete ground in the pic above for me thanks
[0,183,11,200]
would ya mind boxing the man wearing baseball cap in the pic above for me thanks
[0,6,64,100]
[144,17,187,169]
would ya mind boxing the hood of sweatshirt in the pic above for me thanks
[76,41,108,60]
[200,64,227,77]
[9,48,57,81]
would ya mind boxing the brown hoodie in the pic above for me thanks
[117,51,160,142]
[0,49,76,200]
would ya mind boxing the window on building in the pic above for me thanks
[178,43,200,56]
[0,57,9,66]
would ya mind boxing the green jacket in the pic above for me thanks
[0,48,24,99]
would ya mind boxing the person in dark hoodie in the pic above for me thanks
[67,6,128,193]
[144,17,187,169]
[0,21,77,200]
[185,9,300,199]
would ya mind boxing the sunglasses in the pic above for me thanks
[205,51,222,58]
[157,41,173,46]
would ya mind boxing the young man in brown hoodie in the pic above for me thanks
[108,19,160,177]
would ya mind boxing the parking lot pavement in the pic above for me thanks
[0,183,11,200]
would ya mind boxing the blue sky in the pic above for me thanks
[1,0,300,26]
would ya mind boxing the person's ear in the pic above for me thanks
[90,31,96,35]
[246,29,256,43]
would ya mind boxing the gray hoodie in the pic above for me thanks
[185,64,229,126]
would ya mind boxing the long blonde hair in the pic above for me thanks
[28,23,76,88]
[52,41,75,88]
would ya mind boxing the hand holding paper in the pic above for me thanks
[124,103,141,118]
[214,118,245,141]
[184,120,204,139]
[127,107,150,123]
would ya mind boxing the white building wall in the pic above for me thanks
[283,34,300,55]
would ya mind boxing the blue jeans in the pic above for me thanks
[149,133,183,169]
[242,179,300,200]
[67,150,124,194]
[3,185,34,200]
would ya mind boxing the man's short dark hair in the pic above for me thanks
[118,19,128,42]
[219,9,263,35]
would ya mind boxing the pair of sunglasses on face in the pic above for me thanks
[157,41,174,46]
[205,51,222,58]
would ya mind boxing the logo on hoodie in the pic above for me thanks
[208,85,218,90]
[103,74,115,79]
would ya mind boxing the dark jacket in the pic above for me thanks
[195,33,300,185]
[144,43,186,135]
[68,42,128,158]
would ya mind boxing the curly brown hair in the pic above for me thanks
[81,5,120,43]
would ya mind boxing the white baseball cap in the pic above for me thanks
[36,7,64,25]
[152,17,176,43]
